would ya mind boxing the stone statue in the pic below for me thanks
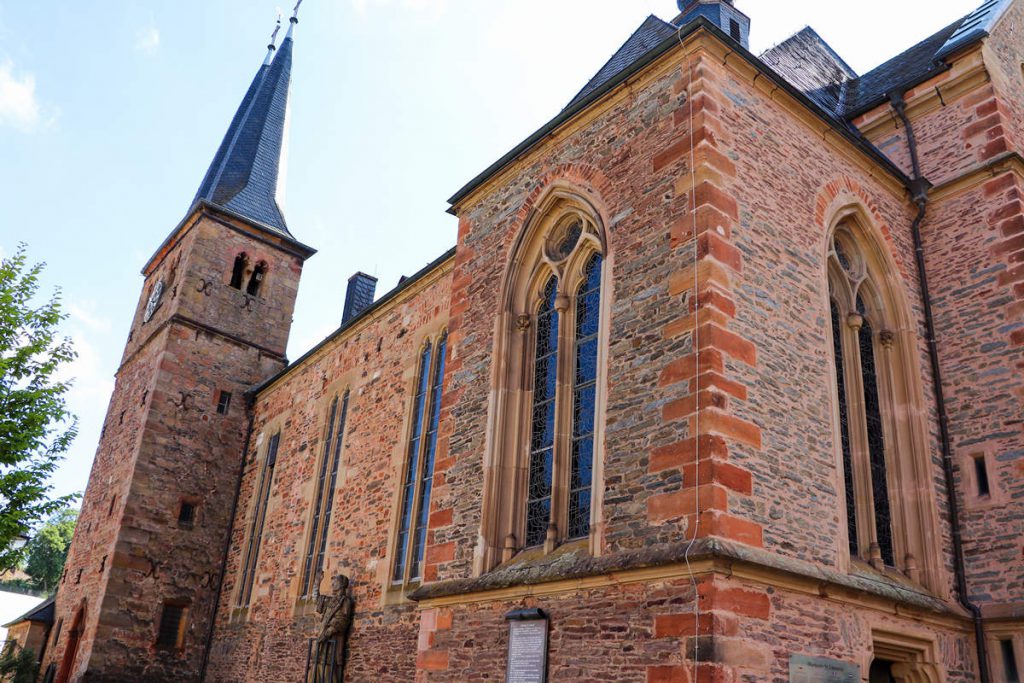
[313,572,355,674]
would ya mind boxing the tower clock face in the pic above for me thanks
[144,280,165,323]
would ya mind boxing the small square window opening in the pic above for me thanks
[156,602,189,649]
[216,391,233,416]
[973,455,991,498]
[178,501,197,528]
[729,19,741,41]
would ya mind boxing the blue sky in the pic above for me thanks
[0,0,979,502]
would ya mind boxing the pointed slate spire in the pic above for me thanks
[193,12,296,236]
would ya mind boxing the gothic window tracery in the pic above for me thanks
[482,192,609,570]
[824,218,942,582]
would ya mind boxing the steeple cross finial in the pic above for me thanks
[268,13,283,51]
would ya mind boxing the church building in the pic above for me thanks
[42,0,1024,680]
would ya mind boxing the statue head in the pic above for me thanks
[331,574,349,594]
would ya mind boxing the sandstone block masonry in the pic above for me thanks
[45,208,310,682]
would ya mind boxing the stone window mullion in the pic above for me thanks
[550,290,573,549]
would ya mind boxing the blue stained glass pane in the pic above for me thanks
[579,291,601,337]
[567,255,601,543]
[575,339,599,384]
[410,334,447,580]
[571,438,594,489]
[568,489,591,539]
[526,498,551,548]
[574,386,597,436]
[535,352,557,398]
[394,346,433,582]
[528,448,554,499]
[585,255,603,290]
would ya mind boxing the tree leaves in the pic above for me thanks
[0,244,80,572]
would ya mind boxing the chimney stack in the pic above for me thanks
[342,272,378,325]
[675,0,750,50]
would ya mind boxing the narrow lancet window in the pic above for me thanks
[238,431,280,607]
[568,255,601,540]
[301,392,349,596]
[393,343,433,582]
[858,297,894,567]
[247,261,268,297]
[526,278,560,548]
[230,253,248,290]
[410,333,447,580]
[831,298,859,556]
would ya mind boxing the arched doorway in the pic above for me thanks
[55,603,85,683]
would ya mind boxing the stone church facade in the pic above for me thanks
[41,1,1024,681]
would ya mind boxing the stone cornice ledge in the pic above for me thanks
[409,538,965,622]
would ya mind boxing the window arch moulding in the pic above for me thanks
[478,186,612,575]
[824,203,945,596]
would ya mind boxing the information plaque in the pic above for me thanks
[505,609,549,683]
[789,655,860,683]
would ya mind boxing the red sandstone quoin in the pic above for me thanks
[41,0,1024,681]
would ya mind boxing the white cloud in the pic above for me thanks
[135,27,161,56]
[68,301,112,333]
[0,59,41,132]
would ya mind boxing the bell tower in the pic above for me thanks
[675,0,751,49]
[44,10,314,683]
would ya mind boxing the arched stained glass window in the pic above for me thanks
[410,332,447,580]
[857,297,894,567]
[568,255,602,540]
[393,343,433,582]
[526,278,560,548]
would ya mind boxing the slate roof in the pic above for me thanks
[760,27,857,118]
[567,15,677,109]
[193,33,295,237]
[840,19,961,118]
[450,0,1008,207]
[2,596,55,628]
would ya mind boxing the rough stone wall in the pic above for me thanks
[44,329,165,682]
[205,264,451,683]
[924,174,1024,613]
[46,212,303,682]
[415,572,976,682]
[412,36,978,680]
[985,2,1024,157]
[704,47,959,580]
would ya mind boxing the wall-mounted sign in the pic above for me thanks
[789,654,860,682]
[506,608,549,683]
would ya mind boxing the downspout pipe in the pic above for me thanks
[199,393,258,682]
[889,91,991,683]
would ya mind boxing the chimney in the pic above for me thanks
[342,272,378,325]
[675,0,750,50]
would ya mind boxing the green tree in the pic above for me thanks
[23,508,77,594]
[0,644,40,683]
[0,244,79,571]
